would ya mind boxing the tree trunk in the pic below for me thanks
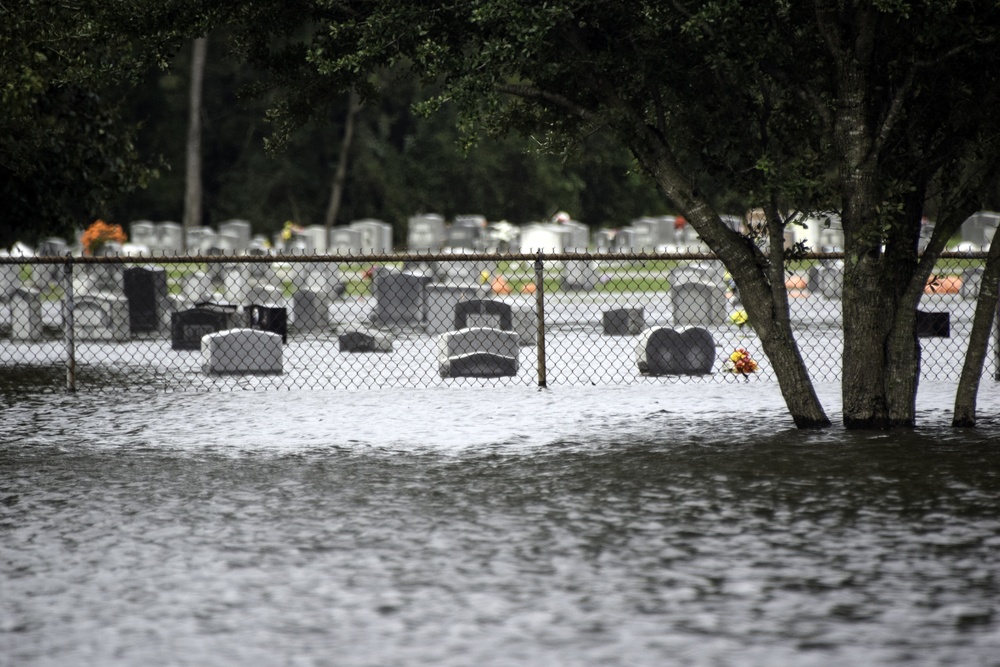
[324,90,361,234]
[183,36,208,250]
[628,128,830,428]
[953,242,1000,426]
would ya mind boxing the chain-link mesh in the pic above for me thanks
[0,251,995,392]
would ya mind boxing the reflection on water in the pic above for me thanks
[2,384,999,666]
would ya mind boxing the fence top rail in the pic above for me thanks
[1,249,991,265]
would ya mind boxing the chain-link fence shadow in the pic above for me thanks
[1,251,994,392]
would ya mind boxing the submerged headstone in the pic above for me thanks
[637,327,716,376]
[371,267,432,328]
[124,266,171,333]
[9,288,44,341]
[603,307,645,336]
[202,328,283,374]
[170,302,240,350]
[338,328,394,353]
[70,294,130,341]
[438,327,520,378]
[670,282,727,326]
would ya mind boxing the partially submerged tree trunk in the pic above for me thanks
[626,124,830,429]
[953,241,1000,426]
[183,36,208,249]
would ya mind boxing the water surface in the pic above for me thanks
[2,383,999,666]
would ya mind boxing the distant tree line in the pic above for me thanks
[103,34,674,243]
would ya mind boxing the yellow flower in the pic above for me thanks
[729,310,748,327]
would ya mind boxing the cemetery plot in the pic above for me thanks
[0,244,994,391]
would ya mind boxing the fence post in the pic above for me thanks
[534,250,547,388]
[63,254,76,392]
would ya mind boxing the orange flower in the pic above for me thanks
[81,219,127,255]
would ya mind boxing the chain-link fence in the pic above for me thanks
[0,251,995,392]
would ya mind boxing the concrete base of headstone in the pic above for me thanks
[9,288,44,341]
[202,328,283,374]
[636,326,716,376]
[603,307,644,336]
[438,327,520,378]
[70,294,130,341]
[339,328,394,353]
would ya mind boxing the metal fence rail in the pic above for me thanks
[0,251,994,392]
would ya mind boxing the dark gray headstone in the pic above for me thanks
[124,266,170,333]
[454,299,514,331]
[637,327,716,376]
[170,303,240,350]
[371,267,432,327]
[603,307,644,336]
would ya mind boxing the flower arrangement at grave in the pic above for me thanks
[81,219,127,256]
[725,347,758,379]
[281,220,303,242]
[728,310,749,330]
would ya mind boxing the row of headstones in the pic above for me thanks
[808,262,988,300]
[198,299,721,378]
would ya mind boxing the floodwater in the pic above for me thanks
[2,381,1000,666]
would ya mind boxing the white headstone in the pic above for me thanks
[202,328,283,374]
[438,327,520,378]
[407,214,446,251]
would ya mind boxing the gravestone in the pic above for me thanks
[670,282,727,326]
[454,299,513,330]
[181,264,220,303]
[637,327,716,376]
[612,228,638,252]
[248,305,287,344]
[371,267,432,328]
[329,228,363,255]
[603,307,645,336]
[130,221,157,250]
[9,288,44,341]
[438,327,520,378]
[33,238,67,288]
[0,251,22,297]
[916,310,950,338]
[628,218,660,250]
[186,227,218,254]
[407,214,446,252]
[202,328,283,374]
[808,260,844,299]
[439,249,496,285]
[70,294,130,341]
[960,211,1000,249]
[518,223,565,253]
[170,302,240,350]
[593,229,615,251]
[292,289,327,332]
[446,215,484,250]
[423,283,491,335]
[157,222,184,254]
[561,261,600,291]
[124,266,171,333]
[218,220,252,252]
[350,219,393,253]
[338,328,394,352]
[456,299,537,345]
[961,267,983,300]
